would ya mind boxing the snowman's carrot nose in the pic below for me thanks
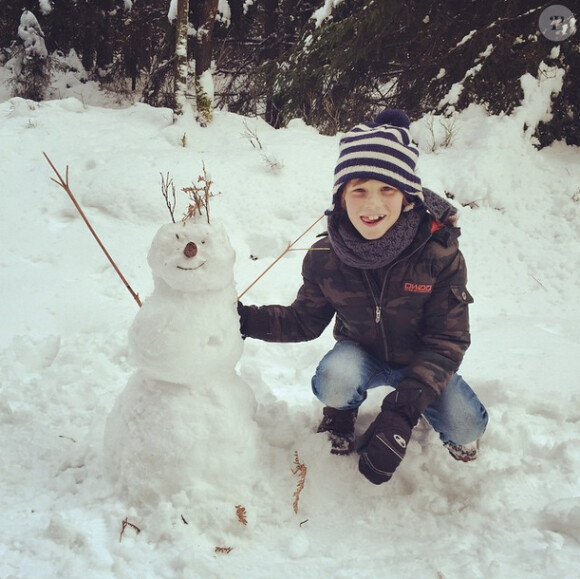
[184,242,198,258]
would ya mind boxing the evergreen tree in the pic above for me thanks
[213,0,320,125]
[1,0,577,145]
[537,37,580,147]
[269,0,416,133]
[121,0,167,91]
[12,8,50,101]
[0,2,26,51]
[407,0,580,146]
[141,2,177,109]
[259,0,579,146]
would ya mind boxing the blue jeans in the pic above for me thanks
[311,340,488,445]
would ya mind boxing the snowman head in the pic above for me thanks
[147,220,235,293]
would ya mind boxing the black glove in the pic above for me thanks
[357,386,433,485]
[237,301,248,338]
[357,409,412,485]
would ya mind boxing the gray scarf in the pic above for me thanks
[327,209,421,269]
[327,188,456,270]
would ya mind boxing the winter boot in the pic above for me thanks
[444,440,479,462]
[317,406,358,455]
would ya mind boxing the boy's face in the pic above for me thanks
[342,179,405,240]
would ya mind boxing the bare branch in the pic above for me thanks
[182,162,217,224]
[119,517,141,542]
[43,152,142,308]
[160,172,177,223]
[238,214,325,300]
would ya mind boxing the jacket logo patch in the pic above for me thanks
[404,282,432,294]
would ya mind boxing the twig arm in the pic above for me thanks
[43,152,142,307]
[237,213,325,300]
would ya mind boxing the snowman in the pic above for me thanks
[104,217,261,509]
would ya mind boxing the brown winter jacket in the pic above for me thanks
[239,212,473,409]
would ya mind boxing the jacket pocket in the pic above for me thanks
[450,285,474,305]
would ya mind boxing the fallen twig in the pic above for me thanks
[292,451,307,515]
[119,517,141,542]
[235,504,248,526]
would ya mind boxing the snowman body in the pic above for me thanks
[104,220,260,506]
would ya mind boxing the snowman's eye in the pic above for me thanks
[175,234,180,240]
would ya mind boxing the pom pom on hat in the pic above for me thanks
[373,109,411,129]
[332,108,423,202]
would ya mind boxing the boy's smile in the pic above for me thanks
[342,179,405,240]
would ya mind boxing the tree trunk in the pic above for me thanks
[80,7,98,72]
[264,0,281,127]
[193,0,218,124]
[174,0,190,116]
[96,0,114,71]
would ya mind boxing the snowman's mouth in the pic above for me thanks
[177,261,206,271]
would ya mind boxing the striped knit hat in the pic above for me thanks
[332,109,424,202]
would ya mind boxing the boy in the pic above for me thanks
[238,110,488,484]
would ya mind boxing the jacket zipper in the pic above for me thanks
[363,231,433,360]
[363,270,390,358]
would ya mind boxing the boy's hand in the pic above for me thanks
[356,386,428,484]
[357,409,412,485]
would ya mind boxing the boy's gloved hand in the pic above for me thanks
[357,409,412,485]
[237,301,247,338]
[357,386,430,485]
